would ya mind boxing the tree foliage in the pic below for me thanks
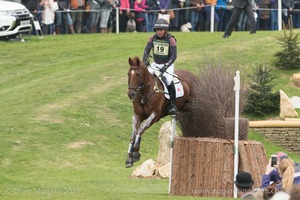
[273,20,300,70]
[244,64,280,116]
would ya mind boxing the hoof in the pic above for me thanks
[132,152,141,162]
[126,158,133,168]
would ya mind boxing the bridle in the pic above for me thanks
[128,66,151,104]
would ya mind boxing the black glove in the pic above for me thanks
[144,60,149,66]
[159,64,168,73]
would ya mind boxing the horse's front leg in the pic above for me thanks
[126,115,140,168]
[132,112,156,162]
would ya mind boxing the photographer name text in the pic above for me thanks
[12,187,80,195]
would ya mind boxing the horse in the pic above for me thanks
[126,56,196,168]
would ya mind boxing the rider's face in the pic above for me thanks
[156,29,166,37]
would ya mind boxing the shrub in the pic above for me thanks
[177,61,248,139]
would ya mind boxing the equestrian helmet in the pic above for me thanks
[154,18,169,30]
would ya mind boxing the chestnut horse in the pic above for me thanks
[126,56,196,168]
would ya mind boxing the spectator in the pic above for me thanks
[222,1,233,31]
[146,0,159,31]
[234,171,255,200]
[195,4,206,30]
[141,0,150,31]
[262,152,300,192]
[81,0,91,33]
[292,0,300,28]
[40,0,55,34]
[237,0,257,31]
[236,10,247,31]
[189,0,204,31]
[269,0,278,30]
[119,0,131,32]
[223,0,256,38]
[282,0,294,28]
[157,0,171,18]
[134,0,146,31]
[258,182,289,200]
[290,185,300,200]
[57,0,75,33]
[262,183,277,200]
[252,0,261,30]
[259,0,270,30]
[216,0,227,31]
[170,0,180,31]
[179,0,190,29]
[70,0,86,33]
[88,0,101,33]
[204,0,220,31]
[22,0,40,16]
[99,0,115,33]
[22,0,40,34]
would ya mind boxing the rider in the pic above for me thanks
[142,18,177,114]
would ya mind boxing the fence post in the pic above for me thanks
[210,5,215,32]
[168,114,176,194]
[278,0,282,31]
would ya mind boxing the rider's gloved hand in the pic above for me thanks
[144,60,149,66]
[159,64,169,73]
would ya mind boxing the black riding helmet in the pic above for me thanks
[154,18,169,30]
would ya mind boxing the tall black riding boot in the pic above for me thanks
[167,82,177,115]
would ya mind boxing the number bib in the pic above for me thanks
[153,40,169,56]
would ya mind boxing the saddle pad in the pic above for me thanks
[163,76,184,99]
[153,70,184,99]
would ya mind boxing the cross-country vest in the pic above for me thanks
[153,33,175,64]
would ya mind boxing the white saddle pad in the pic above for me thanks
[154,71,184,99]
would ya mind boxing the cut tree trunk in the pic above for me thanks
[170,137,268,197]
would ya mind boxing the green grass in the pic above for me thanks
[0,31,300,200]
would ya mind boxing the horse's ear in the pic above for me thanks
[136,57,140,67]
[128,57,132,66]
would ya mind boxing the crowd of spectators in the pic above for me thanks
[235,152,300,200]
[21,0,300,35]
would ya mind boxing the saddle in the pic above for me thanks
[154,71,184,99]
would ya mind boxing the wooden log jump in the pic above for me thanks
[170,137,268,197]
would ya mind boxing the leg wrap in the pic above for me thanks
[133,135,141,150]
[128,142,134,155]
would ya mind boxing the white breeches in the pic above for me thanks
[148,62,175,86]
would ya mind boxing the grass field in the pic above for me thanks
[0,31,300,200]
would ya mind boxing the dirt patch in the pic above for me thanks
[33,103,68,123]
[67,140,94,149]
[292,74,300,88]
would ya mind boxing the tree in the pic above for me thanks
[244,64,279,116]
[274,20,300,70]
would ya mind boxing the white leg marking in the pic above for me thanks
[137,112,156,135]
[132,114,138,134]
